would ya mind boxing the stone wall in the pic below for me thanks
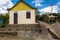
[5,24,41,31]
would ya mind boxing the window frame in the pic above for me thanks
[26,11,31,19]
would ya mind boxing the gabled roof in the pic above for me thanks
[8,0,36,11]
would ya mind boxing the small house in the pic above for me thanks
[8,0,36,24]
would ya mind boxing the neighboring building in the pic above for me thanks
[45,13,57,19]
[48,15,57,19]
[8,0,36,24]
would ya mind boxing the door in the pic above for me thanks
[14,13,18,24]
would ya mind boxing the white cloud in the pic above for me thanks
[35,3,42,7]
[39,5,58,13]
[58,2,60,5]
[32,0,44,7]
[0,0,13,14]
[57,2,60,11]
[0,0,9,5]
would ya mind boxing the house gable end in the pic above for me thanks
[8,0,36,11]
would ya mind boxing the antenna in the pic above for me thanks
[32,0,41,7]
[32,0,42,14]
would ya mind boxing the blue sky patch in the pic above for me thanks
[0,0,60,14]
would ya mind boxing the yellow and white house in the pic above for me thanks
[8,0,36,24]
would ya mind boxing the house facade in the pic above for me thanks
[8,0,36,24]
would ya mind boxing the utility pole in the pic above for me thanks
[32,0,41,8]
[47,0,53,13]
[51,5,53,13]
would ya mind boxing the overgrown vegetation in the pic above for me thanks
[0,14,9,28]
[36,13,60,24]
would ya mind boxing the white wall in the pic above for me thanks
[9,10,36,24]
[9,11,14,24]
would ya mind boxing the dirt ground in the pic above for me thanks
[0,33,56,40]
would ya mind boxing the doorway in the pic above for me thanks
[14,13,18,24]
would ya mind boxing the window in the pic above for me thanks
[26,11,31,19]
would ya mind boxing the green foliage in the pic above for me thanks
[39,14,49,22]
[0,14,9,27]
[56,13,60,22]
[36,13,60,24]
[36,14,49,22]
[3,14,9,24]
[36,14,40,21]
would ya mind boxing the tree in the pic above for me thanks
[3,14,9,27]
[57,13,60,22]
[0,14,9,28]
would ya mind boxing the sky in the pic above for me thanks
[0,0,60,14]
